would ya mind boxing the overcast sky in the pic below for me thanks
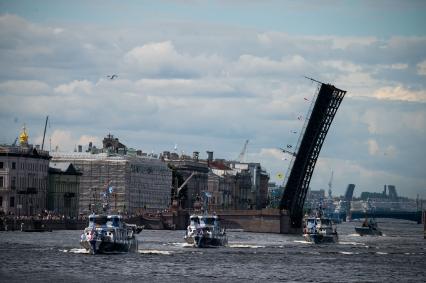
[1,0,425,198]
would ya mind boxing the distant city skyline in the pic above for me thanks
[1,1,425,198]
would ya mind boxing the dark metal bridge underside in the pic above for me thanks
[280,82,346,228]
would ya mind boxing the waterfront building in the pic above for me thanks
[228,161,270,210]
[48,162,81,218]
[166,154,209,210]
[0,127,50,216]
[51,135,172,215]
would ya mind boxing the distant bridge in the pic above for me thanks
[346,211,423,224]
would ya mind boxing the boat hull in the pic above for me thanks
[80,238,138,254]
[185,235,227,248]
[304,233,338,244]
[355,227,382,236]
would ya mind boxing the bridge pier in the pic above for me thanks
[216,209,301,234]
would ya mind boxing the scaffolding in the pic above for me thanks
[51,152,172,214]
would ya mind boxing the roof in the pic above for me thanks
[49,162,81,175]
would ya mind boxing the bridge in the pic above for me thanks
[347,210,423,224]
[280,80,347,228]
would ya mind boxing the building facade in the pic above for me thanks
[48,162,81,218]
[0,128,50,216]
[51,152,172,214]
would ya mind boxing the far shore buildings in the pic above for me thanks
[48,162,81,218]
[51,134,172,215]
[163,150,270,211]
[0,127,50,216]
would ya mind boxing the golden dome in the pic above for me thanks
[19,125,29,145]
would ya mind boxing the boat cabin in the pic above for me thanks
[88,215,123,228]
[189,215,220,227]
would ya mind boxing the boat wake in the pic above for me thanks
[167,242,193,248]
[60,248,89,254]
[293,240,312,244]
[228,244,265,249]
[339,251,360,255]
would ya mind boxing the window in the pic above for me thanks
[0,162,3,169]
[12,162,16,169]
[10,196,15,208]
[0,176,3,187]
[11,177,16,189]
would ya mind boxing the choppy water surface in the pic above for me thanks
[0,219,425,282]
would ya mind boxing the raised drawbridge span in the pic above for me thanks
[280,80,347,228]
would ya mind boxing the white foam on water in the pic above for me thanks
[376,252,388,255]
[138,250,173,255]
[168,242,193,248]
[293,240,312,244]
[67,248,89,254]
[348,234,360,237]
[339,251,359,255]
[228,244,266,249]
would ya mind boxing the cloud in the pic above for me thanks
[373,85,426,103]
[123,41,224,78]
[417,60,426,76]
[367,139,380,156]
[0,80,51,96]
[54,80,93,95]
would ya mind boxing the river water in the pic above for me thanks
[0,219,425,282]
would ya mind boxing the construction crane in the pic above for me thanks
[176,171,196,196]
[238,139,249,162]
[41,115,48,150]
[328,170,333,199]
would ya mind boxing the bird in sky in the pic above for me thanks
[107,74,118,80]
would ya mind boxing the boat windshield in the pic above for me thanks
[201,217,216,225]
[107,217,121,227]
[89,216,108,226]
[190,217,200,226]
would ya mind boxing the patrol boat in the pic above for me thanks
[80,183,142,254]
[80,214,141,254]
[184,214,227,248]
[355,217,382,236]
[303,208,338,244]
[184,192,227,248]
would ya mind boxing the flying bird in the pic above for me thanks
[107,74,118,80]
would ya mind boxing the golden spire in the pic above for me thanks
[19,124,29,146]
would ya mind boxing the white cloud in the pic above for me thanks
[367,139,380,156]
[320,60,362,72]
[123,41,224,77]
[54,80,93,95]
[0,80,51,96]
[373,85,426,103]
[417,60,426,76]
[232,54,309,76]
